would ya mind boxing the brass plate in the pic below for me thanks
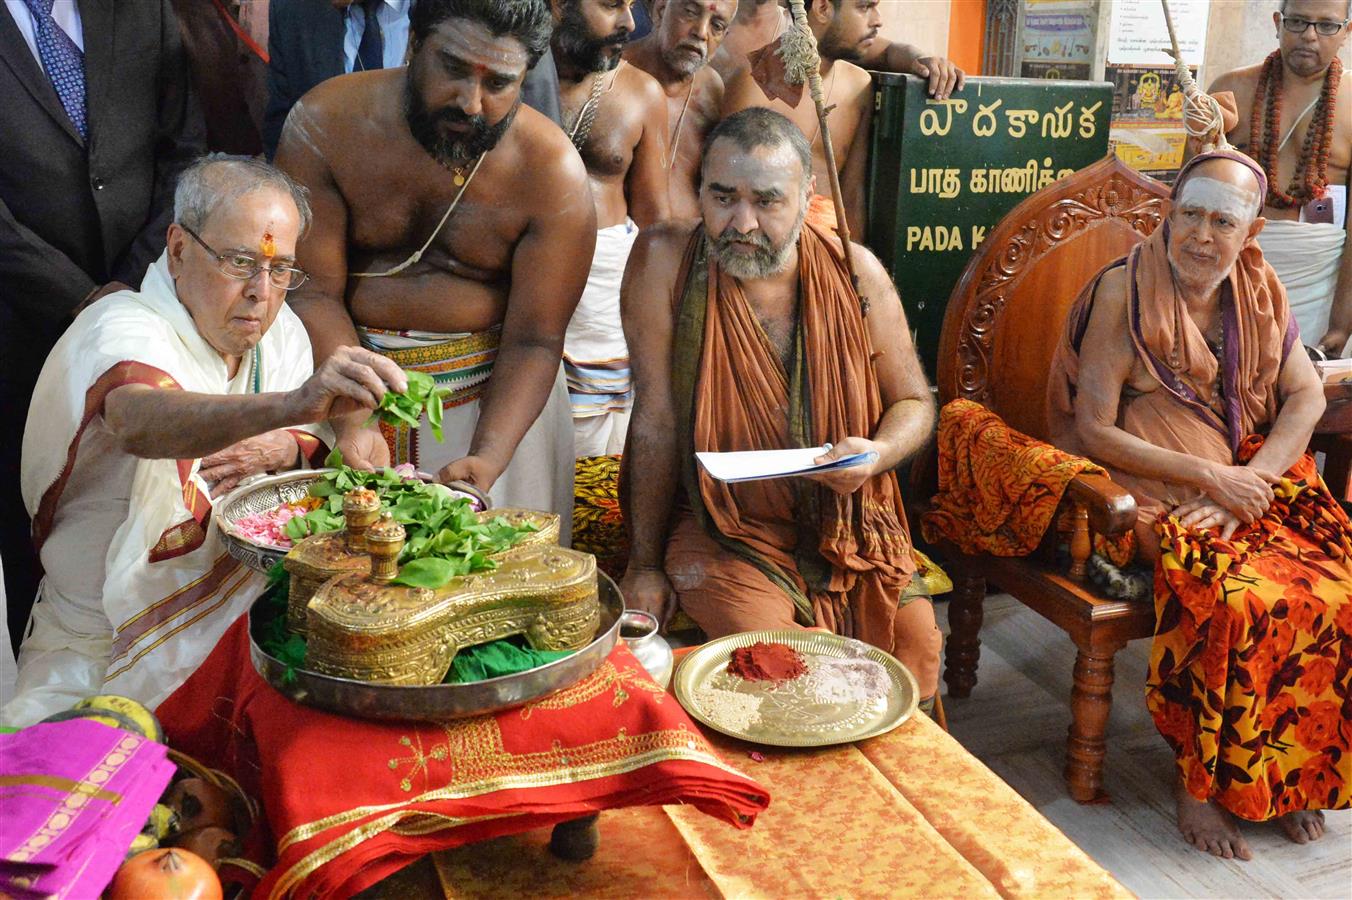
[673,630,918,747]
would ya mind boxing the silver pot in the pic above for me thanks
[619,610,674,689]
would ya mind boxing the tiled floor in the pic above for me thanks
[938,593,1352,900]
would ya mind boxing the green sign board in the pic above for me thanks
[867,74,1113,375]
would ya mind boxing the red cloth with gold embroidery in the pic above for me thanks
[157,616,770,899]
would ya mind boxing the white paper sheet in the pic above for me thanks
[696,446,878,483]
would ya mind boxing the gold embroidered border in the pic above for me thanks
[0,776,123,804]
[222,857,267,878]
[376,331,500,368]
[114,552,236,638]
[278,737,746,851]
[269,742,748,899]
[7,734,144,863]
[148,518,208,563]
[269,812,525,899]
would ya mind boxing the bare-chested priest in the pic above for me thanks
[625,0,739,219]
[712,0,964,100]
[1207,0,1351,356]
[720,0,879,235]
[276,0,595,531]
[551,0,670,456]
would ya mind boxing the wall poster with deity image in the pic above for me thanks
[1104,0,1212,183]
[1105,63,1194,181]
[866,75,1112,375]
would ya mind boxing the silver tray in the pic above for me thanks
[673,630,918,747]
[248,573,624,721]
[215,469,489,573]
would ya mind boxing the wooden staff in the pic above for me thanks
[783,0,867,312]
[1160,0,1226,145]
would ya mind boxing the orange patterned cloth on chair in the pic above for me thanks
[922,399,1112,556]
[1149,436,1352,822]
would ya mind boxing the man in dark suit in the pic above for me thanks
[0,0,205,647]
[264,0,564,159]
[171,0,270,155]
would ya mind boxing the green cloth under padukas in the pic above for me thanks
[444,637,575,683]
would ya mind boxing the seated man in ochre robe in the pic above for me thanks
[620,107,943,710]
[1049,149,1350,859]
[3,155,406,726]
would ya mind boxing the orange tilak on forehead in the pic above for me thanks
[260,230,276,259]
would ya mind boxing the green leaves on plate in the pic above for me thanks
[288,460,540,589]
[367,369,451,441]
[389,557,457,588]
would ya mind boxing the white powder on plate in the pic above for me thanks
[695,685,763,731]
[804,657,891,705]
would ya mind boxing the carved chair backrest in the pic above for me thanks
[936,154,1171,442]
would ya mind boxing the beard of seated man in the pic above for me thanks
[708,196,806,281]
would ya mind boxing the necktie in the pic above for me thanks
[356,0,384,73]
[20,0,87,138]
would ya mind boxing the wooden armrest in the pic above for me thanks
[1064,473,1137,537]
[1316,382,1352,435]
[1310,432,1352,454]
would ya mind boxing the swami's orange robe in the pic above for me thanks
[1047,214,1351,821]
[663,223,942,697]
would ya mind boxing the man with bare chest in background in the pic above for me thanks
[275,0,595,533]
[721,0,878,236]
[626,0,738,220]
[1208,0,1352,356]
[552,0,670,456]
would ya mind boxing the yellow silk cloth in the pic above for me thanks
[432,705,1129,898]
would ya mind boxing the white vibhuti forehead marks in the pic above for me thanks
[1176,176,1259,222]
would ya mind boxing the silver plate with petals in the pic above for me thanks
[214,469,489,573]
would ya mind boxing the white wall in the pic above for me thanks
[878,0,954,59]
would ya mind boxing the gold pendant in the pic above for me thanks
[453,172,466,186]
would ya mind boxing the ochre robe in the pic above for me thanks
[1047,219,1351,821]
[664,223,941,696]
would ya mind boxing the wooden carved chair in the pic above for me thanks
[919,155,1170,803]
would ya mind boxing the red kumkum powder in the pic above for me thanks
[727,641,807,683]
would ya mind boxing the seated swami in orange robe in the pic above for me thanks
[619,108,943,702]
[1048,149,1350,860]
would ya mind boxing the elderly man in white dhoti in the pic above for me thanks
[3,156,407,726]
[1208,0,1352,357]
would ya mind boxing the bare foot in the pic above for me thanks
[1276,810,1326,844]
[1175,778,1253,860]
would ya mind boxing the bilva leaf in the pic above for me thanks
[390,557,457,588]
